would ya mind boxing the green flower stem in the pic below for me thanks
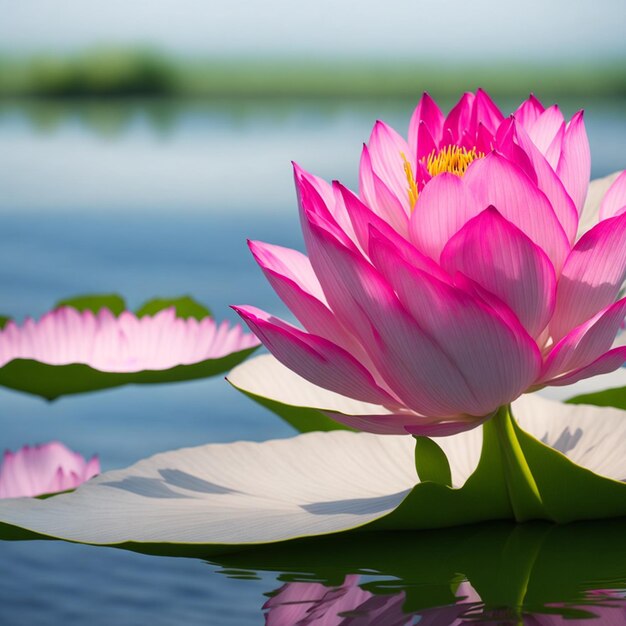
[413,436,452,487]
[487,405,545,522]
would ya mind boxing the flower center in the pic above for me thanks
[401,145,484,208]
[425,145,483,177]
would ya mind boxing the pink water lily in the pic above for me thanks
[235,90,626,436]
[0,442,99,498]
[0,306,259,372]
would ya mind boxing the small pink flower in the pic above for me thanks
[0,441,100,498]
[235,90,626,436]
[0,306,259,373]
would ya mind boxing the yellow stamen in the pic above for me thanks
[401,152,419,209]
[400,145,484,209]
[425,145,484,178]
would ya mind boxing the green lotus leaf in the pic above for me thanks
[54,293,127,315]
[0,349,258,400]
[135,296,212,320]
[567,386,626,410]
[0,393,623,552]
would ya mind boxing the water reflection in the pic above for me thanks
[1,96,622,138]
[211,520,626,624]
[0,98,623,216]
[264,576,482,624]
[263,578,626,624]
[0,98,420,139]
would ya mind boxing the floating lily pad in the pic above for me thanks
[0,394,624,552]
[0,299,258,399]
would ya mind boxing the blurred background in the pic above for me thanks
[1,0,625,225]
[1,0,625,320]
[0,1,625,624]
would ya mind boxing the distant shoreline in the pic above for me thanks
[0,49,624,100]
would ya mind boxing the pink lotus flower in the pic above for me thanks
[0,442,99,498]
[235,90,626,436]
[0,306,259,372]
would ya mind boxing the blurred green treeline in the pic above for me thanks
[0,48,624,101]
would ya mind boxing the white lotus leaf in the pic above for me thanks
[0,393,624,548]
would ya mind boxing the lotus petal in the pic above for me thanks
[244,93,625,436]
[0,306,259,399]
[0,442,99,499]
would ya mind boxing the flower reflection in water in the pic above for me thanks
[263,578,626,625]
[264,575,481,625]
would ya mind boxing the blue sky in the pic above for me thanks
[1,0,625,61]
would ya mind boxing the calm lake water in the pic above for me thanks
[0,96,625,624]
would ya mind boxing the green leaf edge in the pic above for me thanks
[55,294,127,316]
[54,293,212,320]
[227,383,357,433]
[0,347,258,400]
[135,296,212,320]
[567,385,626,410]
